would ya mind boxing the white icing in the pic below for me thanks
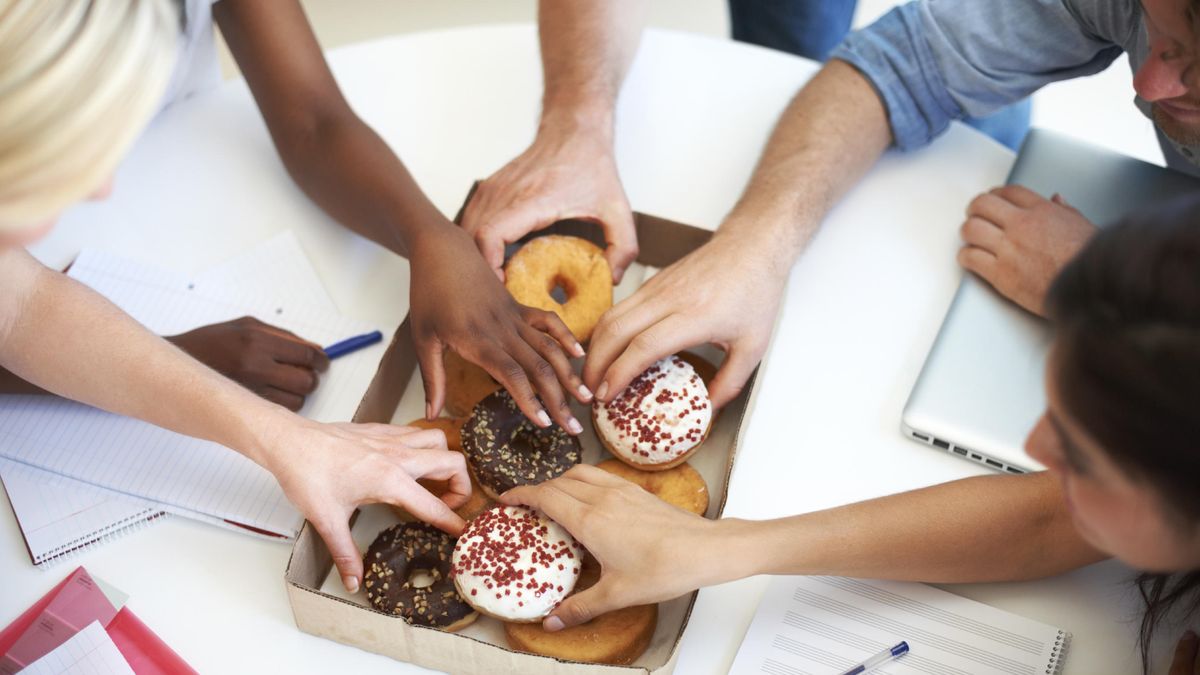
[594,356,712,466]
[451,505,581,622]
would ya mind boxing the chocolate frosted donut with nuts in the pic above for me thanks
[363,522,478,631]
[461,389,582,499]
[593,355,713,471]
[451,505,583,622]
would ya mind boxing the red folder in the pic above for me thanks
[0,568,195,674]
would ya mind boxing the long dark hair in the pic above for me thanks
[1045,194,1200,673]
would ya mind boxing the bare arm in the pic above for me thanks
[460,0,647,281]
[213,0,591,431]
[503,466,1106,629]
[0,248,470,591]
[584,61,892,406]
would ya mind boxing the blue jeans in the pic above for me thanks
[728,0,1031,150]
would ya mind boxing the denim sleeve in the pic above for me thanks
[831,0,1127,151]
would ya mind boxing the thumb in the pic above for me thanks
[473,223,513,282]
[415,335,447,420]
[600,209,639,285]
[707,343,762,409]
[544,579,619,631]
[311,514,363,593]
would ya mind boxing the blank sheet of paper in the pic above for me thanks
[0,247,382,538]
[21,621,134,675]
[730,576,1069,675]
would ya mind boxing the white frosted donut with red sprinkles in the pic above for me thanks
[593,355,713,470]
[450,505,582,622]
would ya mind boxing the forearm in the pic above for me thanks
[536,0,646,139]
[266,114,448,258]
[0,249,288,465]
[214,0,452,259]
[717,60,892,271]
[710,473,1105,586]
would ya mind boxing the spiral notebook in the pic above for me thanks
[0,232,379,566]
[731,575,1069,675]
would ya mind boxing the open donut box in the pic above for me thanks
[284,186,762,674]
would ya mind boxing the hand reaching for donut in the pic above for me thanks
[459,121,638,284]
[584,233,788,409]
[408,225,593,432]
[260,418,471,594]
[499,464,727,630]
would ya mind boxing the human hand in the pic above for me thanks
[409,224,593,432]
[167,316,330,411]
[958,186,1097,317]
[1170,630,1200,675]
[499,464,723,631]
[584,233,787,408]
[460,125,638,284]
[263,418,471,593]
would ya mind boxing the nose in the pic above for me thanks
[88,175,114,201]
[1133,44,1190,102]
[1024,413,1064,473]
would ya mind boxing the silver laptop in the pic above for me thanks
[901,128,1200,473]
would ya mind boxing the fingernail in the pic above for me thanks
[567,417,583,435]
[577,384,593,401]
[573,342,585,357]
[545,616,564,632]
[536,409,552,427]
[596,382,609,401]
[343,575,360,593]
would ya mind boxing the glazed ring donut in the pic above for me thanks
[595,458,709,516]
[364,522,478,631]
[504,555,657,665]
[461,390,582,500]
[593,355,714,471]
[504,235,613,343]
[442,351,500,417]
[451,505,583,622]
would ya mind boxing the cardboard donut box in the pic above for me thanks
[284,188,761,674]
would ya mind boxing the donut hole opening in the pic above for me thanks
[408,567,437,589]
[548,275,575,305]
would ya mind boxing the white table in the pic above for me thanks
[1,25,1156,674]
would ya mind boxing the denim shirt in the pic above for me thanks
[832,0,1200,176]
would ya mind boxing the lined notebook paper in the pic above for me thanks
[0,458,163,566]
[731,576,1069,675]
[0,237,382,543]
[21,621,133,675]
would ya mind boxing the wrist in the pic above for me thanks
[537,102,614,147]
[227,399,302,472]
[686,518,767,586]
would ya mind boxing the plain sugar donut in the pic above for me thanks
[504,235,613,342]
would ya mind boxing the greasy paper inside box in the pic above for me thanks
[286,211,757,675]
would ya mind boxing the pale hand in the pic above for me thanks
[583,232,788,408]
[459,128,638,283]
[499,464,721,630]
[958,185,1097,317]
[262,418,471,593]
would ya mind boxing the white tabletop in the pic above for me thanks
[1,24,1155,674]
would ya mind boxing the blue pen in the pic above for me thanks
[323,330,383,359]
[838,641,909,675]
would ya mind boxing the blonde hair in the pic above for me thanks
[0,0,178,229]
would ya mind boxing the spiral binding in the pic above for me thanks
[34,510,169,569]
[1045,629,1072,675]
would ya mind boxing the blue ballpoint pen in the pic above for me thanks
[323,330,383,359]
[838,641,909,675]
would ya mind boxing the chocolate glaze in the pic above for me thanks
[461,390,582,495]
[363,522,475,628]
